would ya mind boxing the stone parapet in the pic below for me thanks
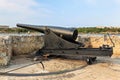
[0,34,120,66]
[11,35,44,55]
[0,36,12,66]
[77,35,120,58]
[0,34,44,66]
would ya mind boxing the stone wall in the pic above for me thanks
[0,34,120,66]
[78,35,120,58]
[11,35,44,55]
[0,34,44,66]
[0,36,12,66]
[90,36,120,58]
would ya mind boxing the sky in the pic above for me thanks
[0,0,120,27]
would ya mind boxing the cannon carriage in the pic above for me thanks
[17,24,113,64]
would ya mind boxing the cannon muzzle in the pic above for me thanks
[17,24,78,42]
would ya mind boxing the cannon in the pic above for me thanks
[17,23,113,64]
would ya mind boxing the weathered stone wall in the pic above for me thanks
[0,36,12,66]
[11,35,44,55]
[0,34,44,66]
[11,34,120,57]
[90,36,120,58]
[0,34,120,66]
[78,35,120,58]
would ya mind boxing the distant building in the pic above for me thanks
[96,26,120,28]
[96,26,106,28]
[0,25,9,28]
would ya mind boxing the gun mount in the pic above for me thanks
[17,23,113,65]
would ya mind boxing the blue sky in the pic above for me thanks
[0,0,120,27]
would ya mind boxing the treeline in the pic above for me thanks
[0,28,36,33]
[1,27,120,33]
[77,27,120,33]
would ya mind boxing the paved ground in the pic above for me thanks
[0,55,120,80]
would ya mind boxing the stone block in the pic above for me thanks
[0,36,12,66]
[11,35,44,55]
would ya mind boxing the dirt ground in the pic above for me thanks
[0,55,120,80]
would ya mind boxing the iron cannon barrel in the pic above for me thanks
[17,24,78,42]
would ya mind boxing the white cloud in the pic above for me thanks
[0,0,37,14]
[0,0,52,27]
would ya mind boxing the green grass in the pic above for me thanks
[77,27,120,33]
[0,27,120,34]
